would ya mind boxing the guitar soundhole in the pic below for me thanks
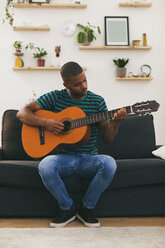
[63,121,71,131]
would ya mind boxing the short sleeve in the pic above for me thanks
[97,97,110,122]
[97,97,108,113]
[36,91,57,110]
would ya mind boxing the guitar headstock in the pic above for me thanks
[132,100,160,115]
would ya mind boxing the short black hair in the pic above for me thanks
[60,61,83,84]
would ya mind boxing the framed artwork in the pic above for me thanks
[104,16,130,46]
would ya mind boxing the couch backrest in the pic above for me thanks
[1,110,156,160]
[96,114,156,159]
[2,110,33,160]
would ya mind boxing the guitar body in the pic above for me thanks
[22,107,91,158]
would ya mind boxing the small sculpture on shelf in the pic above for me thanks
[128,64,152,78]
[50,45,63,67]
[143,33,147,46]
[132,40,141,46]
[55,46,61,57]
[13,41,24,67]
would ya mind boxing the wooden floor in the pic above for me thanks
[0,217,165,228]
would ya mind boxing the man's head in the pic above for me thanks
[60,61,87,100]
[60,61,83,84]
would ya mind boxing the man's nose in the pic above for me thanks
[82,81,87,89]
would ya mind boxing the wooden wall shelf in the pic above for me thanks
[13,66,60,71]
[119,2,152,8]
[79,46,152,50]
[116,76,153,81]
[13,3,87,8]
[13,66,87,71]
[13,25,50,31]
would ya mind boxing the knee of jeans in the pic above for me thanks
[102,155,117,177]
[38,155,58,177]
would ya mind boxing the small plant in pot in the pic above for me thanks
[33,48,48,67]
[26,43,48,67]
[77,22,101,46]
[113,58,129,78]
[13,41,23,53]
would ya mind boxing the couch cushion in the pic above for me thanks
[2,110,32,160]
[83,158,165,191]
[96,114,156,159]
[0,161,82,192]
[152,145,165,159]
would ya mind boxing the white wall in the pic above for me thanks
[0,0,165,145]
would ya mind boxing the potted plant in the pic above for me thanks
[33,47,48,66]
[113,58,129,78]
[25,43,48,67]
[77,22,101,46]
[13,41,23,53]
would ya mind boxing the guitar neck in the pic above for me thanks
[71,105,132,129]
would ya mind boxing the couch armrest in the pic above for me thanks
[0,147,4,160]
[155,145,163,149]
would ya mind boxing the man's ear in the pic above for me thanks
[63,82,68,89]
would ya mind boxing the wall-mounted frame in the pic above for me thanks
[104,16,130,46]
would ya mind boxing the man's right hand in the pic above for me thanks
[17,101,64,135]
[44,119,64,134]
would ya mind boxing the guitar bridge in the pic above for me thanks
[39,126,45,145]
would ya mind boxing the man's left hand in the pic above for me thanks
[112,108,127,122]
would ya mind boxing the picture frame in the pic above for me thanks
[104,16,130,46]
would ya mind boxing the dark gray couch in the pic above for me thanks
[0,110,165,217]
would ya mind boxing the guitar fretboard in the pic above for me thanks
[70,106,132,129]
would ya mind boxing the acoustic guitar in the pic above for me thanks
[21,100,159,158]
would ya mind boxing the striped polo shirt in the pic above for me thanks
[36,89,108,155]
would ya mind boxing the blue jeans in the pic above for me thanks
[38,153,117,210]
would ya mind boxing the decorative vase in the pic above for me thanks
[82,36,91,46]
[15,56,24,67]
[116,67,127,78]
[37,59,45,67]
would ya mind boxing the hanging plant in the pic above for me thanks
[3,0,14,26]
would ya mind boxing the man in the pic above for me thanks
[17,61,127,228]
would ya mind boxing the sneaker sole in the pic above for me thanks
[76,214,100,228]
[50,215,76,228]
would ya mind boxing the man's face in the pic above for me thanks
[63,71,88,99]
